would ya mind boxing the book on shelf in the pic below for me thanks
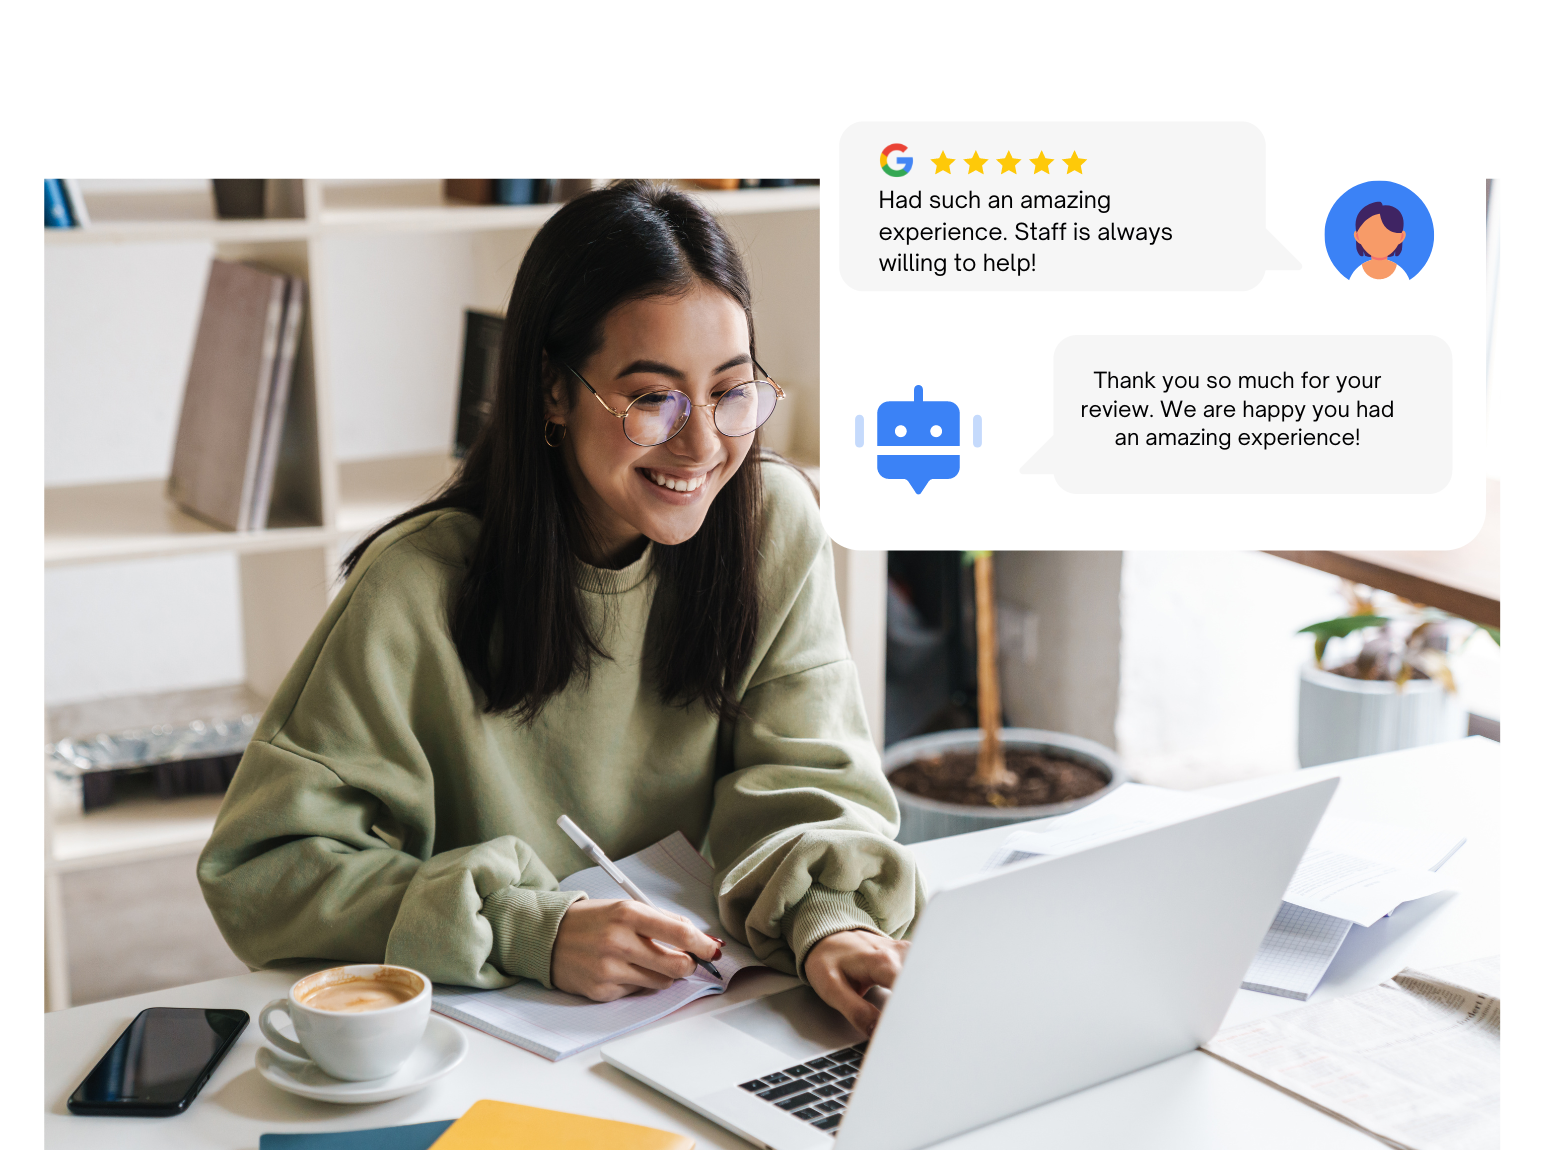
[210,179,305,219]
[493,179,538,204]
[248,277,307,527]
[263,178,306,219]
[455,309,504,456]
[445,179,595,206]
[444,178,495,204]
[167,260,307,531]
[47,179,92,227]
[44,180,74,227]
[212,179,267,219]
[63,179,91,225]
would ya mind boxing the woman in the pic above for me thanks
[1351,201,1408,282]
[198,180,921,1037]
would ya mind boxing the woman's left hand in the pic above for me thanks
[803,929,910,1037]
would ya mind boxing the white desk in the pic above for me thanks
[44,737,1498,1149]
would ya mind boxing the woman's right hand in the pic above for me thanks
[551,899,723,1001]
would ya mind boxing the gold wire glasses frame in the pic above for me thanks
[564,361,786,447]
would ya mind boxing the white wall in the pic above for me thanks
[722,209,820,462]
[322,230,479,462]
[1115,551,1500,790]
[994,551,1123,748]
[45,554,245,706]
[45,241,210,487]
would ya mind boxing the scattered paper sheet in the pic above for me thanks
[982,785,1465,1000]
[984,784,1223,867]
[1280,846,1449,928]
[1205,956,1499,1150]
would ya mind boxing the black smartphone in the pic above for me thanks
[67,1007,249,1117]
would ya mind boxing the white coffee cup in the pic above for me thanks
[258,964,431,1081]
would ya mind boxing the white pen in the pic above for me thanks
[557,814,723,980]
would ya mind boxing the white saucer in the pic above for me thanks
[255,1014,469,1104]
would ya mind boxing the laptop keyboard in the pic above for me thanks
[736,1041,867,1133]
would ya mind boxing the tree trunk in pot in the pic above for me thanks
[973,553,1011,788]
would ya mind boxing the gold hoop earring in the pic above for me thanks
[543,420,567,447]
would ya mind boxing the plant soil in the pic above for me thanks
[890,747,1108,809]
[1326,661,1431,682]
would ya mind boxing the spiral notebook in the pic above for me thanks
[432,833,765,1061]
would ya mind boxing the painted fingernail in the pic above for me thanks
[712,946,723,961]
[709,935,724,945]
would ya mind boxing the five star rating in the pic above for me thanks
[932,150,1086,174]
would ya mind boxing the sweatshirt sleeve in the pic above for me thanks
[197,516,584,989]
[706,470,926,979]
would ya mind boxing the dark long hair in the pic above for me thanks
[1355,201,1405,257]
[344,180,763,722]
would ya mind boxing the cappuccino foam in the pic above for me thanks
[301,977,417,1013]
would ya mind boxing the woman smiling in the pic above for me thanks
[198,180,921,1036]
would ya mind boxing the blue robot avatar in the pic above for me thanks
[876,385,960,493]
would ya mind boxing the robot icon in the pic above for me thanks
[875,385,960,493]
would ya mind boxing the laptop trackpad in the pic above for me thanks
[715,985,864,1059]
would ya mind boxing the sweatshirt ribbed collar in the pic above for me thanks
[575,541,655,595]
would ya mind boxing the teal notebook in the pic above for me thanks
[259,1119,454,1149]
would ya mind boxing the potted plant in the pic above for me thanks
[1296,582,1498,768]
[883,552,1124,844]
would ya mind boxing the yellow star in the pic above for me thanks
[1030,151,1053,174]
[998,151,1021,174]
[964,151,988,174]
[1064,151,1087,174]
[931,150,955,174]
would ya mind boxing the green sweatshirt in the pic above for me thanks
[198,462,923,990]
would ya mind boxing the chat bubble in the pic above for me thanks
[822,118,1482,549]
[1021,335,1451,494]
[841,122,1297,291]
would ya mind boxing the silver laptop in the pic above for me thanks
[601,777,1336,1150]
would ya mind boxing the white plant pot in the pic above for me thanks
[1297,663,1467,768]
[882,728,1125,845]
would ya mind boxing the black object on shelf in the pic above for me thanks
[50,712,259,812]
[78,755,243,812]
[212,179,267,219]
[455,309,505,456]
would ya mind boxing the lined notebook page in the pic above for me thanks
[433,832,764,1061]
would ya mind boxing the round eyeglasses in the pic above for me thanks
[564,363,785,448]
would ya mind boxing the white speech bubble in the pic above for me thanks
[1021,335,1452,494]
[828,108,1489,553]
[842,122,1297,291]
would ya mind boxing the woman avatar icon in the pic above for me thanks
[1323,181,1433,283]
[1352,201,1408,282]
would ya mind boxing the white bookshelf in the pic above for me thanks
[42,181,821,246]
[45,479,333,565]
[43,180,821,1009]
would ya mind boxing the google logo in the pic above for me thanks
[880,143,913,177]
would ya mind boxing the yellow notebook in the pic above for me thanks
[429,1100,694,1150]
